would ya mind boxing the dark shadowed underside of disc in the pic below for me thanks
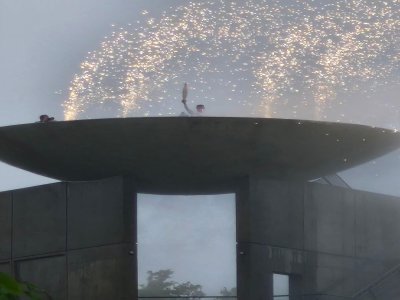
[0,117,399,194]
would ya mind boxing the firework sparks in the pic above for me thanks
[64,0,399,120]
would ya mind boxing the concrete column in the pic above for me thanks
[236,176,305,300]
[0,192,12,263]
[236,177,273,300]
[123,176,138,300]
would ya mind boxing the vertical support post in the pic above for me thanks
[123,176,138,300]
[236,177,273,300]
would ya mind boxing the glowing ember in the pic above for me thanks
[64,0,399,120]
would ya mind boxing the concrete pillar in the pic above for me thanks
[123,176,138,300]
[236,177,273,300]
[0,192,12,263]
[236,176,305,300]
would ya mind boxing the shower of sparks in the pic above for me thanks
[64,0,399,120]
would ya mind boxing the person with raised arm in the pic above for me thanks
[181,83,205,116]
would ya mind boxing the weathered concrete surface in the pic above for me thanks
[237,178,400,299]
[68,244,131,300]
[0,192,12,260]
[67,177,126,249]
[122,176,138,300]
[304,184,355,256]
[13,184,66,258]
[16,256,67,300]
[361,270,400,300]
[355,192,400,260]
[237,178,304,248]
[236,242,273,300]
[0,117,399,194]
[0,263,11,275]
[0,177,136,300]
[2,172,400,299]
[236,178,304,300]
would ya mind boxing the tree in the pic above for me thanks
[0,272,51,300]
[139,269,205,299]
[217,287,237,299]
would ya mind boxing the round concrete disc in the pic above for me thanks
[0,117,399,194]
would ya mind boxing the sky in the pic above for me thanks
[0,0,399,195]
[137,194,236,295]
[0,0,399,295]
[0,0,173,188]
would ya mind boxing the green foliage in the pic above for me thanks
[218,287,237,299]
[139,269,205,299]
[139,269,237,299]
[0,272,49,300]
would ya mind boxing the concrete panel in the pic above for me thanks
[0,192,12,260]
[13,183,66,258]
[304,183,355,256]
[68,244,131,300]
[247,178,304,249]
[16,256,67,300]
[302,252,357,297]
[67,177,125,249]
[355,192,400,259]
[0,263,11,275]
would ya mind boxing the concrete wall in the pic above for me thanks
[236,178,400,300]
[2,176,400,299]
[0,177,136,300]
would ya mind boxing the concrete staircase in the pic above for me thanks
[353,264,400,300]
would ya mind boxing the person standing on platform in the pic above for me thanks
[38,114,55,123]
[181,83,205,116]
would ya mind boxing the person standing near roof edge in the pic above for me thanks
[38,114,55,123]
[181,83,205,116]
